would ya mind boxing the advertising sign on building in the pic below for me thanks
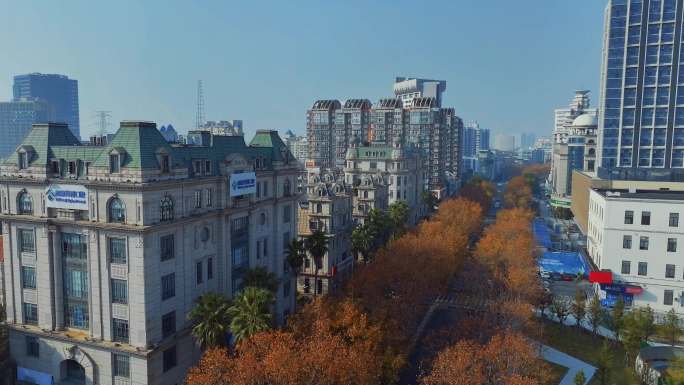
[45,184,89,210]
[230,172,257,196]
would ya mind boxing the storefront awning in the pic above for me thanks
[589,271,613,284]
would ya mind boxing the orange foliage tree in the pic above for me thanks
[503,176,533,209]
[349,198,483,352]
[186,299,389,385]
[420,332,549,385]
[459,177,496,213]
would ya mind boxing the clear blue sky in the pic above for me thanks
[0,0,606,140]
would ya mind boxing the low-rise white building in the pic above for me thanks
[587,188,684,319]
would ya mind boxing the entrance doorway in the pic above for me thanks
[62,359,85,385]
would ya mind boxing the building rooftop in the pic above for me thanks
[2,122,295,175]
[342,99,371,109]
[594,188,684,201]
[572,114,598,127]
[311,100,341,110]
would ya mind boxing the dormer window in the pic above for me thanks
[161,155,170,173]
[110,154,121,173]
[18,152,28,169]
[51,160,60,174]
[68,161,78,175]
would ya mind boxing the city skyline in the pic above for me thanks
[0,0,604,139]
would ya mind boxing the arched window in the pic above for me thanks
[109,197,126,223]
[160,195,174,221]
[17,191,32,215]
[283,179,291,197]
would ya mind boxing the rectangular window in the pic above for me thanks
[283,231,290,249]
[68,161,77,175]
[205,160,211,175]
[623,235,632,249]
[206,189,212,207]
[670,213,680,227]
[21,266,36,289]
[256,182,261,198]
[112,318,129,343]
[625,210,634,224]
[621,260,631,274]
[665,290,674,306]
[110,155,120,173]
[638,262,648,276]
[19,229,35,253]
[640,236,649,250]
[26,336,39,357]
[641,211,651,225]
[263,238,268,257]
[283,205,291,223]
[18,152,28,169]
[668,238,678,252]
[207,257,213,280]
[23,303,38,324]
[196,261,203,284]
[263,181,268,197]
[163,346,177,372]
[194,190,202,208]
[256,240,262,259]
[162,311,176,339]
[666,264,676,278]
[113,354,130,378]
[109,237,126,264]
[161,273,175,300]
[161,155,170,173]
[193,160,201,175]
[111,279,128,304]
[160,234,174,261]
[62,233,87,260]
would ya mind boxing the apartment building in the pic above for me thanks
[306,78,463,198]
[587,188,684,318]
[344,146,425,225]
[0,122,299,385]
[296,172,353,296]
[334,99,372,168]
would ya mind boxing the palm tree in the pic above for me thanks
[243,267,279,293]
[285,238,306,275]
[228,287,273,343]
[388,201,410,238]
[351,224,372,262]
[188,292,232,349]
[305,229,328,295]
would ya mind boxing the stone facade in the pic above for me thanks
[0,122,300,385]
[296,172,353,296]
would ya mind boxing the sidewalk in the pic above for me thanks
[539,343,596,385]
[537,309,617,340]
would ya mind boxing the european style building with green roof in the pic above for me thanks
[0,121,301,385]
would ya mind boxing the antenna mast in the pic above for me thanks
[196,80,205,130]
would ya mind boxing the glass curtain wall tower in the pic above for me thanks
[598,0,684,179]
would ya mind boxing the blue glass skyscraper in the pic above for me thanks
[13,73,80,139]
[598,0,684,179]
